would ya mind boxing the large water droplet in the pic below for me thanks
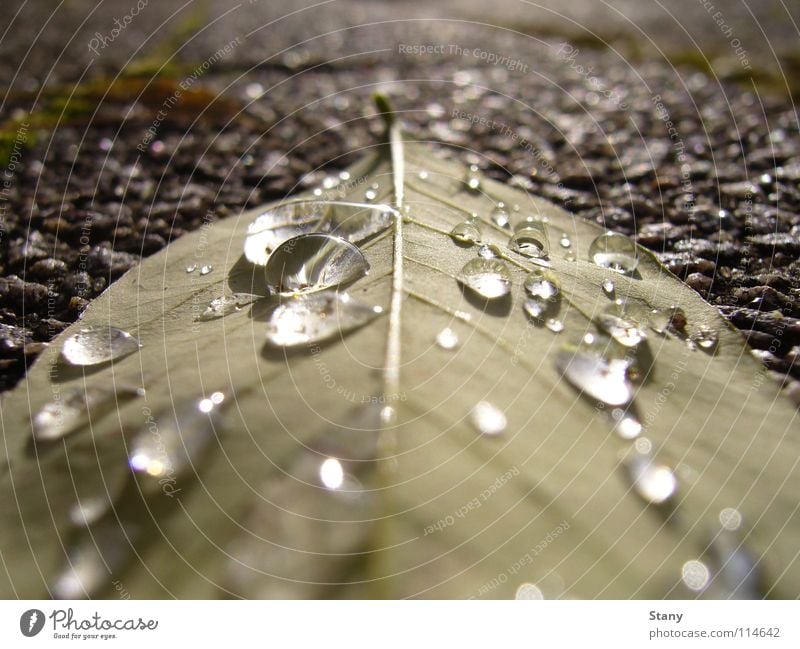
[244,200,394,266]
[32,385,144,442]
[470,401,507,436]
[129,393,224,483]
[450,219,481,245]
[435,327,460,350]
[589,232,639,275]
[198,293,261,321]
[457,258,512,299]
[60,326,140,366]
[555,337,634,406]
[265,233,369,294]
[689,326,719,352]
[265,291,382,347]
[508,222,549,259]
[624,453,677,505]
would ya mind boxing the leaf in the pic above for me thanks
[1,102,798,600]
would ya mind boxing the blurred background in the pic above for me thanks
[0,0,798,395]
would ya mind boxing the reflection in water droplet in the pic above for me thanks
[596,311,647,348]
[611,408,642,439]
[681,559,711,592]
[648,306,686,335]
[244,200,393,266]
[689,327,719,352]
[33,385,144,442]
[129,394,224,481]
[589,232,639,275]
[555,338,634,406]
[465,164,481,191]
[200,265,213,276]
[625,454,677,505]
[60,326,140,366]
[719,507,743,531]
[602,279,615,297]
[524,298,545,319]
[436,327,460,350]
[471,401,507,436]
[491,203,511,229]
[265,233,369,294]
[508,222,549,259]
[524,269,560,301]
[199,293,260,321]
[545,318,564,333]
[319,457,345,490]
[515,583,544,599]
[477,243,502,259]
[185,264,197,273]
[458,258,512,299]
[450,220,481,245]
[265,291,382,347]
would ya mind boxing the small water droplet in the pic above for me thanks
[596,311,647,348]
[450,220,481,245]
[199,265,213,276]
[564,251,576,262]
[515,583,544,599]
[129,394,224,482]
[602,279,615,297]
[559,234,571,248]
[457,258,512,299]
[490,203,510,229]
[719,507,743,531]
[265,291,382,347]
[185,264,197,273]
[470,401,507,436]
[436,327,460,350]
[625,454,677,505]
[32,385,144,442]
[545,318,564,333]
[477,243,502,259]
[555,338,634,406]
[319,457,345,490]
[689,326,719,352]
[681,559,710,592]
[589,232,639,275]
[508,222,549,259]
[198,293,260,321]
[418,170,429,180]
[647,306,687,334]
[464,164,481,191]
[265,233,369,294]
[60,326,140,366]
[611,408,642,439]
[364,188,378,201]
[322,175,340,190]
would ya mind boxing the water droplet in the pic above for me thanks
[524,298,545,319]
[589,232,639,275]
[602,279,615,297]
[185,264,197,273]
[515,583,544,599]
[470,401,507,436]
[244,201,394,266]
[490,203,511,229]
[611,408,642,439]
[450,220,481,245]
[322,175,340,190]
[265,233,369,294]
[435,327,459,350]
[564,251,576,262]
[364,188,378,201]
[524,269,560,301]
[129,394,224,482]
[545,318,564,333]
[198,293,260,321]
[508,222,549,259]
[555,338,634,406]
[689,327,719,352]
[559,234,571,248]
[32,385,144,442]
[418,170,429,180]
[319,457,345,490]
[464,164,481,191]
[635,437,652,454]
[647,306,686,334]
[596,311,647,348]
[265,291,382,347]
[477,243,503,259]
[719,507,743,531]
[60,326,140,366]
[199,265,213,276]
[457,258,512,299]
[681,559,710,592]
[625,454,677,505]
